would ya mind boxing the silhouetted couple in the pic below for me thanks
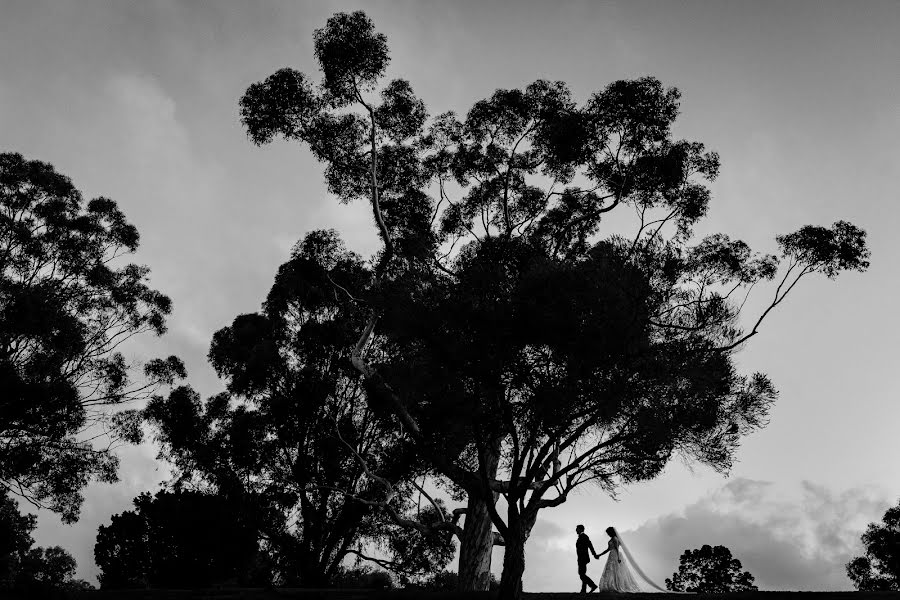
[575,525,641,593]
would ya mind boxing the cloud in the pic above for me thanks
[519,479,893,593]
[24,72,222,585]
[620,478,893,591]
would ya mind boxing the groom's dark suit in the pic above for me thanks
[576,531,598,593]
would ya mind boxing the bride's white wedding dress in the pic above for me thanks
[597,537,642,592]
[597,528,681,593]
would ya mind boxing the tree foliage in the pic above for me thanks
[666,544,757,593]
[847,499,900,591]
[0,153,184,522]
[144,231,454,586]
[94,489,268,589]
[0,493,91,592]
[239,11,869,598]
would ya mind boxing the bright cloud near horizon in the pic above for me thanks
[1,0,898,591]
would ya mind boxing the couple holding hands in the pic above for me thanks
[575,525,650,594]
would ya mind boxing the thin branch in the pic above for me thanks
[717,262,812,352]
[411,479,446,522]
[326,272,363,303]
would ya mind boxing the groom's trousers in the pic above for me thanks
[578,560,596,593]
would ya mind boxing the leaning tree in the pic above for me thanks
[0,153,184,522]
[239,11,869,599]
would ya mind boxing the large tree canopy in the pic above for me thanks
[0,153,184,522]
[144,231,454,586]
[239,11,870,598]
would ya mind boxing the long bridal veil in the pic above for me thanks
[612,527,689,594]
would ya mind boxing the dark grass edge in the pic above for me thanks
[16,588,899,600]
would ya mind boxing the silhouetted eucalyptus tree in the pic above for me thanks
[666,544,757,592]
[846,499,900,591]
[145,231,454,586]
[239,11,870,599]
[0,153,184,523]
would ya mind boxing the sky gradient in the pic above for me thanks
[1,0,899,591]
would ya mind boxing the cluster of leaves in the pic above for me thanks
[665,544,757,593]
[0,153,184,522]
[143,230,454,586]
[240,12,435,279]
[94,490,269,589]
[846,499,900,591]
[0,493,92,593]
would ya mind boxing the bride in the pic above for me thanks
[595,527,673,593]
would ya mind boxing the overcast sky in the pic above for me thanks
[2,0,898,591]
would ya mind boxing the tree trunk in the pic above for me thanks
[497,525,526,600]
[457,494,496,591]
[497,509,537,600]
[295,540,328,587]
[457,440,501,591]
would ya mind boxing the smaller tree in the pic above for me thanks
[666,544,757,593]
[846,499,900,591]
[94,489,269,589]
[0,493,91,592]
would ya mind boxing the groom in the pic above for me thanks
[576,524,600,593]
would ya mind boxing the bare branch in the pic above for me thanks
[411,478,445,522]
[717,262,812,352]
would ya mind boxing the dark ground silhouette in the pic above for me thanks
[32,588,900,600]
